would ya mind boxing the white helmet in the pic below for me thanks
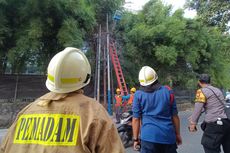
[46,47,91,93]
[138,66,158,86]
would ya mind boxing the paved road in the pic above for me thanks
[126,111,224,153]
[126,111,205,153]
[0,111,223,153]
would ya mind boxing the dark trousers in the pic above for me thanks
[115,106,122,122]
[141,140,177,153]
[201,119,230,153]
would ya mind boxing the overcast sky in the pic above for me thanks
[124,0,197,18]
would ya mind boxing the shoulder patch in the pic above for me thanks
[195,89,206,103]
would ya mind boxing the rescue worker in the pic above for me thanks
[188,74,230,153]
[132,66,182,153]
[122,87,136,110]
[0,47,125,153]
[115,88,123,123]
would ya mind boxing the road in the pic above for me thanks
[0,111,223,153]
[126,111,205,153]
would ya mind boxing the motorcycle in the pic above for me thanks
[117,111,133,148]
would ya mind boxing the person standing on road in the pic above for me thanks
[188,74,230,153]
[122,87,136,111]
[115,88,123,123]
[0,47,125,153]
[132,66,182,153]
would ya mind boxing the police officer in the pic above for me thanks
[189,74,230,153]
[132,66,182,153]
[0,47,125,153]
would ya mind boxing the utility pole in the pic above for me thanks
[94,34,98,99]
[13,74,19,102]
[103,46,107,107]
[97,25,101,102]
[107,14,112,115]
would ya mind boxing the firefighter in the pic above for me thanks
[132,66,182,153]
[188,74,230,153]
[122,87,136,110]
[115,88,123,123]
[0,47,125,153]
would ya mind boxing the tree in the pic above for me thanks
[88,0,124,24]
[0,0,96,73]
[0,0,123,74]
[115,0,230,88]
[186,0,230,32]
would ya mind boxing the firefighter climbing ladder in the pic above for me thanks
[109,41,128,96]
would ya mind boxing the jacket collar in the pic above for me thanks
[39,89,84,101]
[140,82,161,93]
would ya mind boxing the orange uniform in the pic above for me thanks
[115,95,123,107]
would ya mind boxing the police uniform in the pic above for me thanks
[0,90,125,153]
[190,85,230,153]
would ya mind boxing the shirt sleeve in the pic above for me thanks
[132,92,141,118]
[171,95,178,116]
[195,89,206,103]
[122,95,130,101]
[190,89,206,123]
[190,102,205,123]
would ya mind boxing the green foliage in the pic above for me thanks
[88,0,124,23]
[155,45,178,66]
[115,0,230,89]
[186,0,230,32]
[0,0,122,74]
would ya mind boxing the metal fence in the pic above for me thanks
[0,74,196,103]
[0,74,48,101]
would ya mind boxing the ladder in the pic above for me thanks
[109,41,128,96]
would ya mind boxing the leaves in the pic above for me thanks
[0,0,121,73]
[115,0,230,88]
[186,0,230,32]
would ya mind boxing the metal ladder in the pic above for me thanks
[109,41,128,96]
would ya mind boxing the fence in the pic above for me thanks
[0,74,195,127]
[0,74,48,101]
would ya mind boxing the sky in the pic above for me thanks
[124,0,197,18]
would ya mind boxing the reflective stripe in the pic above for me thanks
[61,78,82,84]
[48,74,82,84]
[48,74,54,82]
[140,76,154,83]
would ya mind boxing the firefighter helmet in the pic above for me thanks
[46,47,91,93]
[130,87,136,93]
[138,66,158,86]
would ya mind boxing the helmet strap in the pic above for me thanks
[83,74,91,83]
